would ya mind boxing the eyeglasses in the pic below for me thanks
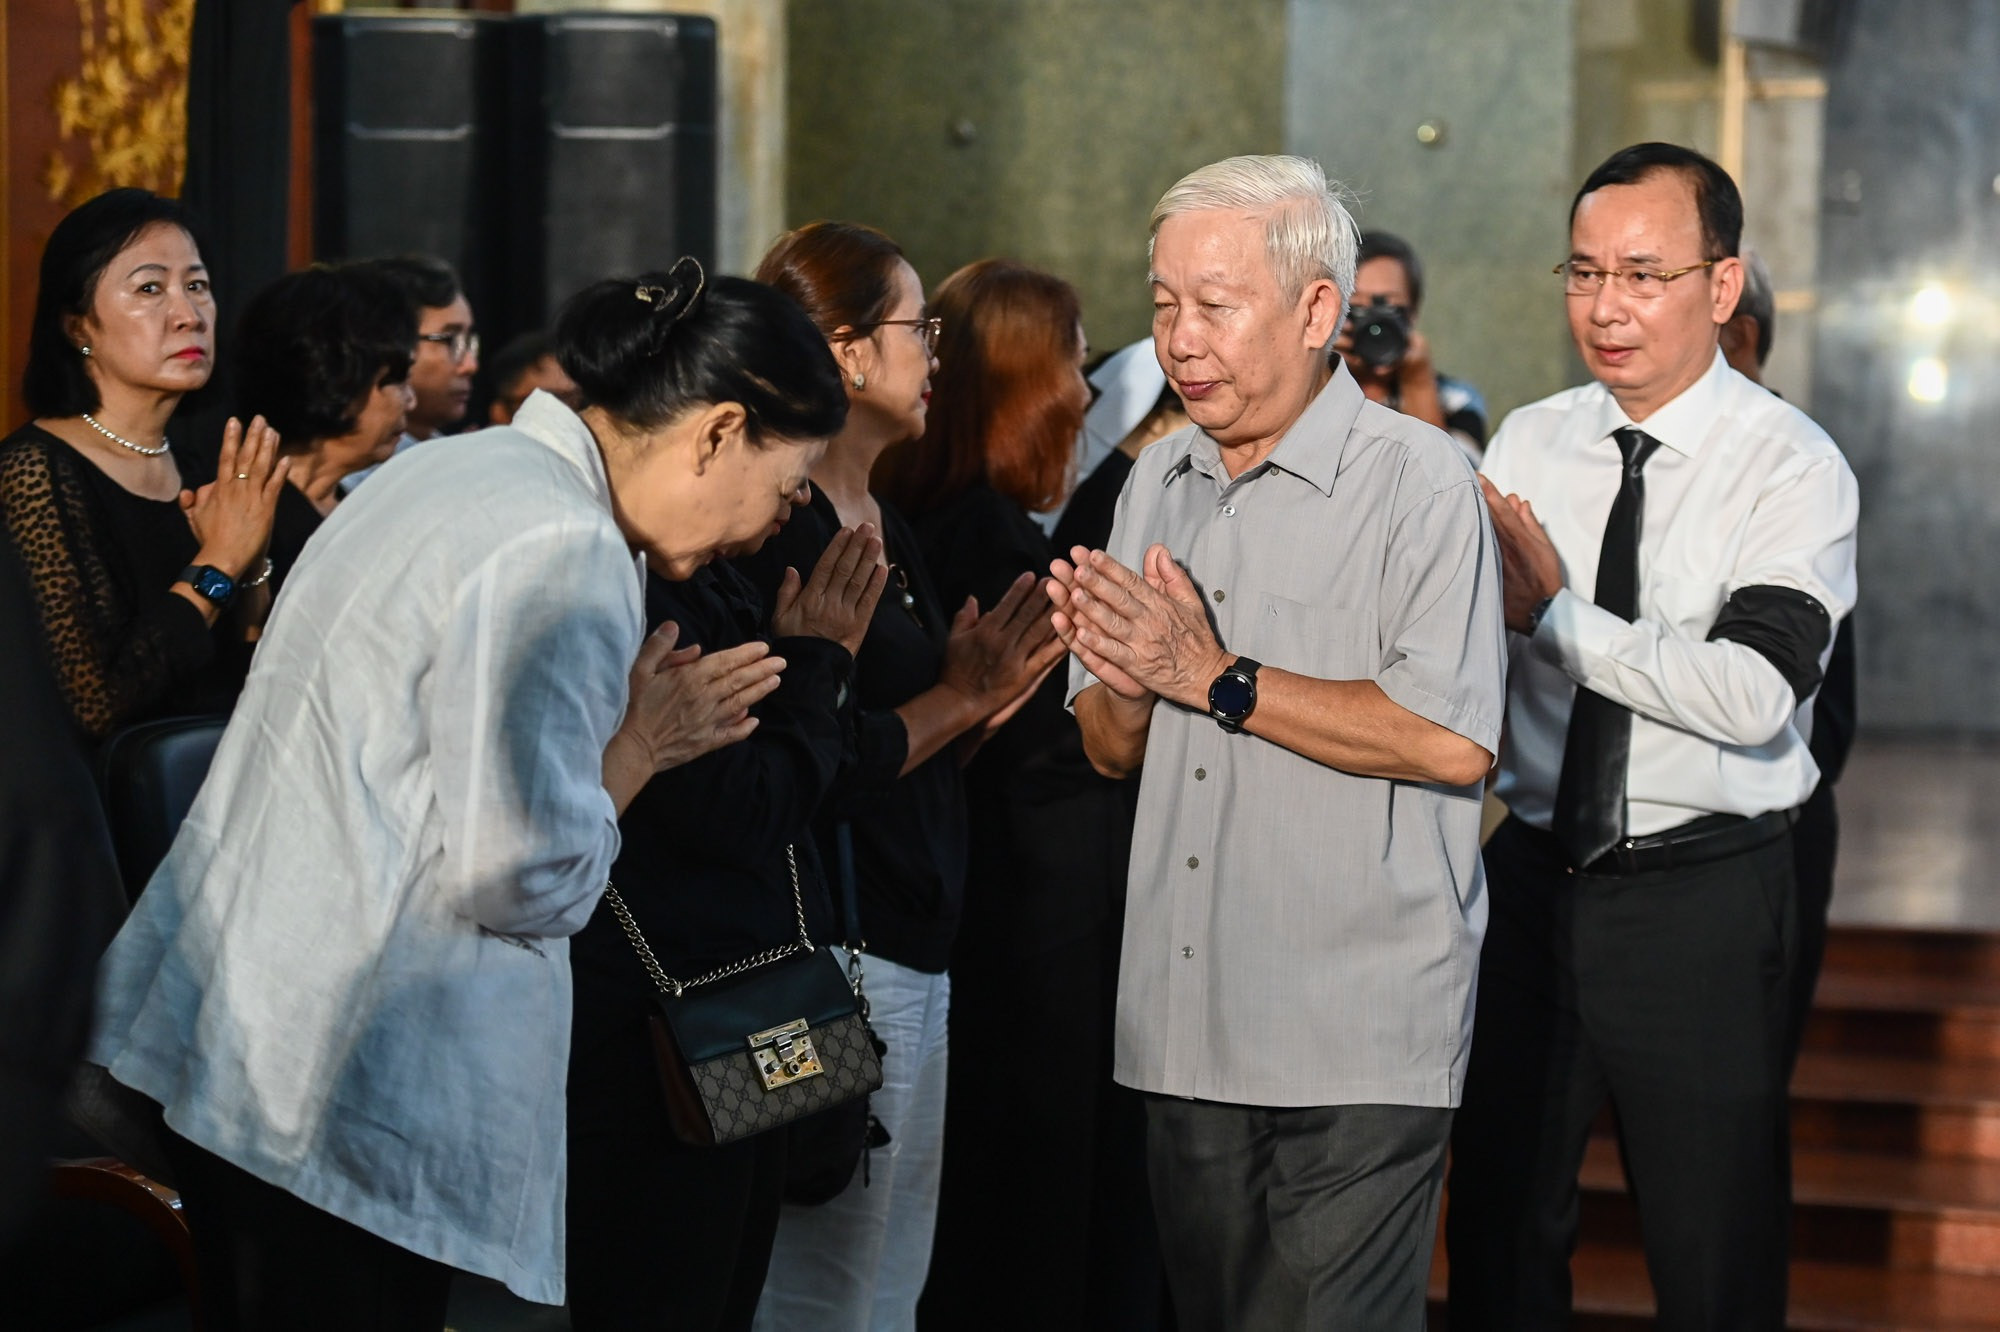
[850,317,942,355]
[1554,260,1718,299]
[417,329,481,362]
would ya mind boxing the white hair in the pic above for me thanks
[1148,154,1361,323]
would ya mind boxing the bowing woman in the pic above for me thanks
[86,259,846,1331]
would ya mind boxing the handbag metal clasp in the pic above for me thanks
[748,1018,824,1091]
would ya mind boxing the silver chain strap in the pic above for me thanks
[602,846,812,999]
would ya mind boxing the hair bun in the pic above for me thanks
[634,256,707,354]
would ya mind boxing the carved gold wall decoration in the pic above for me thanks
[44,0,195,206]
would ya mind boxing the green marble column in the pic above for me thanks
[784,0,1288,350]
[1285,0,1577,421]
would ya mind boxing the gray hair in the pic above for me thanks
[1148,155,1361,325]
[1735,245,1776,366]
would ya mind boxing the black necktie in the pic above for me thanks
[1552,426,1661,868]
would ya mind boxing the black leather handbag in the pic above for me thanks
[601,847,883,1147]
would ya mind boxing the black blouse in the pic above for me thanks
[0,424,246,738]
[911,481,1138,946]
[266,482,326,602]
[1051,447,1136,559]
[570,561,852,1029]
[732,488,967,974]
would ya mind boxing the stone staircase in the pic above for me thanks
[1430,924,2000,1328]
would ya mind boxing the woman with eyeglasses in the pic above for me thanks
[0,187,283,739]
[741,222,1065,1331]
[87,258,838,1330]
[231,263,419,597]
[876,260,1162,1327]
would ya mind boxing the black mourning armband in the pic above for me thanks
[1704,584,1833,703]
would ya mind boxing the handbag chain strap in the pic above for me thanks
[602,845,812,999]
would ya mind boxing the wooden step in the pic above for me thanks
[1577,1138,2000,1276]
[1805,970,2000,1064]
[1428,1242,2000,1329]
[1791,1051,2000,1162]
[1823,927,2000,984]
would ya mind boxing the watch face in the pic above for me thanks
[1209,671,1255,719]
[192,567,234,604]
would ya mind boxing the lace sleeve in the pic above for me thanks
[0,437,214,739]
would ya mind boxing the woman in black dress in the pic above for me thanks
[0,188,283,739]
[744,223,1065,1331]
[876,262,1162,1328]
[230,264,418,597]
[560,261,885,1330]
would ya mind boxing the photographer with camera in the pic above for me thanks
[1335,230,1489,460]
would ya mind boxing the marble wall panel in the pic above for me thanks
[1284,0,1577,422]
[1814,0,2000,730]
[784,0,1287,353]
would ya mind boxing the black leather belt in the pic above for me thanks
[1518,808,1798,877]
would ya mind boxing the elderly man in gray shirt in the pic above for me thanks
[1049,154,1507,1329]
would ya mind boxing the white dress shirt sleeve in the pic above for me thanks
[427,520,634,937]
[1533,451,1858,748]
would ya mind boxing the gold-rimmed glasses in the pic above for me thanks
[850,317,943,355]
[1554,259,1718,299]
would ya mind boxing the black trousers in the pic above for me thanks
[1146,1096,1452,1332]
[922,920,1162,1331]
[1446,817,1796,1331]
[1786,781,1840,1069]
[165,1130,454,1332]
[566,1008,788,1332]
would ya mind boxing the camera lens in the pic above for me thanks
[1349,298,1410,370]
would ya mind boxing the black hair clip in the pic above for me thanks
[635,256,708,324]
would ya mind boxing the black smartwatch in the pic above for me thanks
[179,563,238,610]
[1207,656,1262,733]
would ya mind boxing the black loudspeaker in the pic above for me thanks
[508,14,718,330]
[311,14,509,319]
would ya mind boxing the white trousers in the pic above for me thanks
[753,953,951,1332]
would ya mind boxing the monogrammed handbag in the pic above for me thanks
[602,847,884,1147]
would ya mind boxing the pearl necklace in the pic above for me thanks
[82,411,170,457]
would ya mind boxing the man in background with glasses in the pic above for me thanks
[1445,142,1858,1329]
[343,254,481,492]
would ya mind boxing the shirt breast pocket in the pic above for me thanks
[1251,592,1378,681]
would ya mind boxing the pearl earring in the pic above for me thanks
[80,346,92,357]
[852,372,866,390]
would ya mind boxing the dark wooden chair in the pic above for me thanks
[43,714,232,1328]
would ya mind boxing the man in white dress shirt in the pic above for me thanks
[1445,143,1858,1329]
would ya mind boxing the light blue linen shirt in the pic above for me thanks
[88,391,643,1303]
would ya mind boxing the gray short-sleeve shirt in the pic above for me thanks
[1070,364,1507,1108]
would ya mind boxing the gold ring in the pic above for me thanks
[235,472,250,480]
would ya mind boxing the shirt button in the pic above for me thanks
[1194,767,1206,780]
[1212,589,1226,602]
[1186,855,1200,869]
[1223,504,1236,516]
[1181,946,1195,959]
